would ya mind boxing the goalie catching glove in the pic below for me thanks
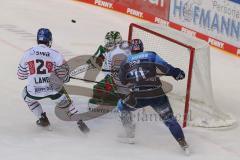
[86,45,107,69]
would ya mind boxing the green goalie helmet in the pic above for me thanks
[104,31,122,50]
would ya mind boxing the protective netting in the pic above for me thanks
[129,23,235,128]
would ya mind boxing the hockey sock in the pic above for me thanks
[164,117,185,141]
[27,101,44,119]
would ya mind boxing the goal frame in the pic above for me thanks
[128,23,195,128]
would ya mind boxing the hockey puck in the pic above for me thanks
[71,19,76,23]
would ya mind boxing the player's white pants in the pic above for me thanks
[22,87,78,119]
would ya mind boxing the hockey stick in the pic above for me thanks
[70,76,173,92]
[70,76,130,89]
[70,64,114,77]
[70,64,167,76]
[102,68,168,76]
[70,76,101,84]
[101,69,115,72]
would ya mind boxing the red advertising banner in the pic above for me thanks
[78,0,170,20]
[117,0,170,20]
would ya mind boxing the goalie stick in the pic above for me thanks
[70,63,96,77]
[66,55,102,77]
[70,64,115,77]
[55,85,116,122]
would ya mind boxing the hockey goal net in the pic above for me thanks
[128,23,235,128]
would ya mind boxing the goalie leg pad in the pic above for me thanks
[90,75,119,105]
[93,76,116,97]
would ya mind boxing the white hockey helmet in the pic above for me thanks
[104,31,122,50]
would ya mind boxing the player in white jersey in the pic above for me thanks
[87,31,131,107]
[18,28,89,133]
[101,40,132,95]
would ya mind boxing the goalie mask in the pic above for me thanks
[104,31,122,50]
[130,39,144,54]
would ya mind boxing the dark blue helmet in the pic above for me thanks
[37,28,52,47]
[130,39,144,54]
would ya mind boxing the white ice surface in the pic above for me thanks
[0,0,240,160]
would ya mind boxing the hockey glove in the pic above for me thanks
[55,63,70,83]
[172,68,185,80]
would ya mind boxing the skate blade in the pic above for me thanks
[183,147,190,156]
[46,125,53,131]
[117,137,136,144]
[37,125,53,131]
[77,121,90,134]
[79,127,90,134]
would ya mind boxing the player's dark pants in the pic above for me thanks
[117,94,185,141]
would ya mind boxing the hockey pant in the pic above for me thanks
[22,86,77,119]
[117,94,185,141]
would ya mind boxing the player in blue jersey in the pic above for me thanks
[117,39,189,153]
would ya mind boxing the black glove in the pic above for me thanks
[172,68,185,80]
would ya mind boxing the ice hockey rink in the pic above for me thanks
[0,0,240,159]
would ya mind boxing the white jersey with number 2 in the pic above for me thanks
[17,44,65,97]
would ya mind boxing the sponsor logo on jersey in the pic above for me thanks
[34,86,53,94]
[130,53,149,61]
[35,51,50,57]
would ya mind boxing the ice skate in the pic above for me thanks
[118,124,136,144]
[36,112,50,127]
[178,138,190,155]
[36,112,51,130]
